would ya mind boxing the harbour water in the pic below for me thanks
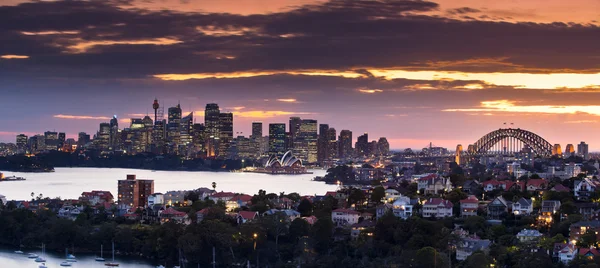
[0,248,154,268]
[0,167,334,200]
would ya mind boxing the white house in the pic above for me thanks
[422,198,453,218]
[391,196,413,219]
[575,178,600,200]
[557,243,578,264]
[456,239,491,261]
[417,175,452,195]
[331,208,361,226]
[0,194,6,205]
[384,189,401,203]
[512,198,533,215]
[516,229,542,242]
[460,195,479,217]
[147,193,164,207]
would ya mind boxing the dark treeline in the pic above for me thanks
[0,151,260,172]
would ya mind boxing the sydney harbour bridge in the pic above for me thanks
[462,128,553,157]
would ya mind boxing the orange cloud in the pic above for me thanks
[444,100,600,116]
[1,55,29,59]
[358,88,383,93]
[235,110,315,118]
[277,98,297,103]
[53,114,112,120]
[21,30,80,35]
[67,38,182,53]
[153,70,364,80]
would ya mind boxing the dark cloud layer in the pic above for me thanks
[0,0,599,80]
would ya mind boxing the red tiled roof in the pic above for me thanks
[552,184,570,192]
[231,194,253,202]
[460,196,479,204]
[332,208,361,215]
[212,192,236,198]
[579,248,600,256]
[325,191,337,197]
[303,216,318,225]
[425,198,453,208]
[238,211,258,220]
[482,180,500,186]
[417,174,437,181]
[527,179,547,188]
[161,207,187,216]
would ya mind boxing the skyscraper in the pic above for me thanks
[205,103,220,157]
[578,142,589,160]
[16,134,28,154]
[78,132,90,148]
[289,117,301,149]
[269,123,287,157]
[58,132,66,150]
[355,133,369,157]
[565,144,575,157]
[455,144,463,165]
[317,124,329,163]
[44,131,58,151]
[292,119,317,163]
[167,104,182,153]
[252,122,263,138]
[109,115,119,150]
[218,112,233,158]
[97,122,110,151]
[327,128,338,160]
[378,137,390,156]
[338,130,352,159]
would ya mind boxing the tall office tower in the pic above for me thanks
[378,137,390,156]
[455,144,463,165]
[269,123,287,157]
[292,119,317,163]
[218,112,233,158]
[28,135,45,154]
[565,144,575,157]
[355,133,369,157]
[167,104,182,153]
[233,136,253,159]
[16,134,28,154]
[77,132,90,148]
[338,130,353,159]
[192,123,206,156]
[152,120,166,153]
[43,131,58,151]
[327,128,337,160]
[578,142,589,160]
[552,144,562,156]
[317,124,330,163]
[205,103,220,138]
[252,122,263,138]
[289,117,301,149]
[180,112,194,154]
[117,174,154,208]
[58,132,66,150]
[109,115,119,151]
[96,122,111,151]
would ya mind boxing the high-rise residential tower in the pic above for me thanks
[16,134,28,154]
[578,142,589,160]
[355,133,369,157]
[338,130,353,159]
[269,123,287,157]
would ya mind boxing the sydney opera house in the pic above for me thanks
[247,151,310,174]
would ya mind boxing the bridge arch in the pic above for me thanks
[470,128,552,156]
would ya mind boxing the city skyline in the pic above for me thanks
[1,0,599,149]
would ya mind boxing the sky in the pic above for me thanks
[0,0,599,150]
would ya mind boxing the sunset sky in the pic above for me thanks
[0,0,599,150]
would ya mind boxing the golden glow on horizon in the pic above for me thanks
[368,69,600,90]
[1,55,29,59]
[152,70,364,80]
[68,38,182,53]
[53,114,112,120]
[444,100,600,116]
[358,88,383,94]
[21,30,80,35]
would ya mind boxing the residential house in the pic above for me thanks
[57,205,82,220]
[488,196,510,219]
[422,198,453,218]
[226,194,253,211]
[263,209,301,222]
[302,216,318,225]
[539,200,561,224]
[526,179,547,192]
[482,180,502,192]
[575,178,600,200]
[391,196,413,219]
[455,239,492,261]
[147,193,164,207]
[551,184,571,193]
[462,180,481,195]
[512,198,533,215]
[376,203,392,219]
[576,203,599,220]
[79,191,114,206]
[164,191,187,206]
[210,192,236,203]
[350,220,375,239]
[384,188,401,203]
[555,243,578,264]
[331,208,361,226]
[579,248,600,259]
[418,175,452,195]
[516,229,543,243]
[460,195,479,217]
[196,187,214,199]
[570,221,600,242]
[159,207,189,225]
[236,211,259,224]
[0,194,6,205]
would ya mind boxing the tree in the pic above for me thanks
[347,187,366,209]
[579,230,598,248]
[464,252,492,268]
[184,191,200,203]
[414,247,446,268]
[289,218,310,242]
[446,189,467,204]
[371,186,386,204]
[211,182,216,191]
[297,199,313,217]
